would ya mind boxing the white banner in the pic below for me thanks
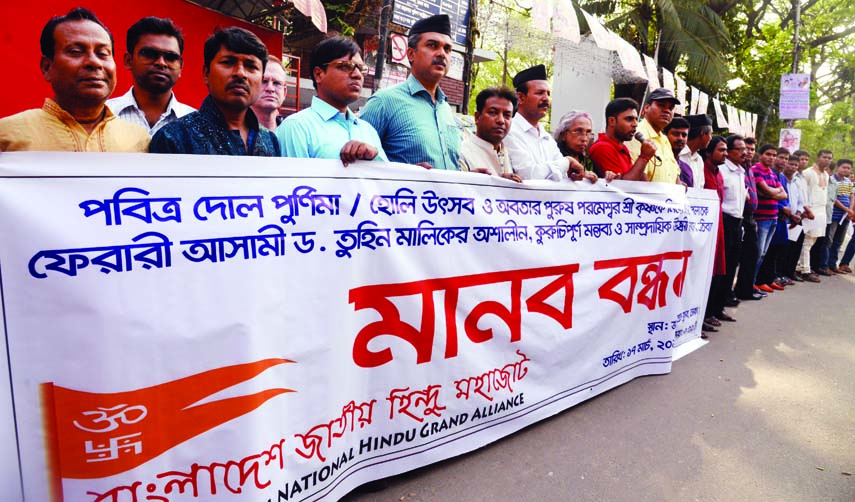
[553,0,580,43]
[642,54,660,89]
[0,153,718,502]
[676,77,687,115]
[713,98,728,129]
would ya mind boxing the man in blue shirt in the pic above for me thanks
[277,36,386,165]
[149,27,279,156]
[360,14,461,170]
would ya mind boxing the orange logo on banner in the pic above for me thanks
[41,358,295,490]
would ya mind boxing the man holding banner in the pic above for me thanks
[149,27,280,156]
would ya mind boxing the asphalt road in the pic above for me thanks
[343,271,855,502]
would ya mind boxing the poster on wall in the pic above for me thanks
[779,128,802,153]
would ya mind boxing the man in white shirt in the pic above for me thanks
[720,135,749,304]
[504,64,584,181]
[458,86,521,182]
[679,114,712,188]
[107,17,195,135]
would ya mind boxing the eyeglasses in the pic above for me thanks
[321,61,369,74]
[567,129,595,141]
[137,47,182,66]
[262,78,286,90]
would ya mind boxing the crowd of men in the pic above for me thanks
[0,9,852,340]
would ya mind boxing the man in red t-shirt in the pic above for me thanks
[588,98,655,182]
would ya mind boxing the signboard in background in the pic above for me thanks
[780,128,801,153]
[389,33,410,67]
[0,153,717,502]
[779,73,811,120]
[392,0,469,45]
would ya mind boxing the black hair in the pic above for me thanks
[744,137,756,146]
[817,149,833,157]
[758,143,777,155]
[604,98,639,122]
[701,135,726,161]
[126,16,184,54]
[475,86,518,114]
[726,134,744,151]
[836,158,852,167]
[203,27,268,72]
[40,7,113,59]
[309,36,361,89]
[687,125,712,141]
[663,116,690,133]
[776,147,790,156]
[793,149,809,158]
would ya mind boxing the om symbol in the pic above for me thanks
[73,404,148,433]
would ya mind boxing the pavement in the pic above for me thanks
[343,271,855,502]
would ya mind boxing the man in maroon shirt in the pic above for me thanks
[588,98,655,182]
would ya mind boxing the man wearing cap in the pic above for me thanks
[626,88,682,184]
[503,65,586,181]
[679,114,713,187]
[361,14,460,170]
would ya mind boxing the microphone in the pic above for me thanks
[634,131,661,161]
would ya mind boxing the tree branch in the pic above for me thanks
[807,26,855,48]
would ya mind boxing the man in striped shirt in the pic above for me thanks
[361,14,461,170]
[751,144,788,290]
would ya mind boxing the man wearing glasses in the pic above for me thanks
[107,17,194,135]
[277,37,385,165]
[251,55,288,130]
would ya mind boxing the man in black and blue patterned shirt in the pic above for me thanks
[149,27,279,156]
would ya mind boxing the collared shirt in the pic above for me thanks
[721,158,747,218]
[787,172,808,215]
[679,146,705,187]
[0,98,149,152]
[149,96,280,156]
[751,163,783,221]
[458,131,512,176]
[830,174,852,221]
[626,119,680,184]
[360,74,460,170]
[276,96,387,161]
[504,113,569,181]
[106,87,196,136]
[588,133,632,176]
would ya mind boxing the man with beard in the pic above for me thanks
[588,97,654,181]
[361,14,460,170]
[251,55,288,130]
[107,17,194,135]
[458,86,521,181]
[277,37,385,165]
[663,116,693,186]
[504,64,587,181]
[626,88,681,184]
[0,7,149,152]
[149,27,279,156]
